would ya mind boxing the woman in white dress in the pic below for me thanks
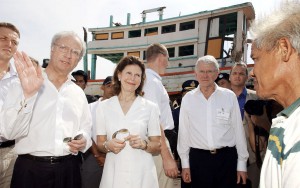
[96,56,161,188]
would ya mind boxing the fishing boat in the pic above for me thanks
[85,2,255,97]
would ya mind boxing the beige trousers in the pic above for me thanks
[0,146,17,188]
[153,139,174,188]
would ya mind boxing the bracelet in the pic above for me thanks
[142,140,148,150]
[103,140,111,152]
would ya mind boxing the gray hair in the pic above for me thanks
[195,55,219,70]
[250,0,300,54]
[51,31,86,59]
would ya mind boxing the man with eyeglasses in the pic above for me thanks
[10,31,92,188]
[177,55,248,187]
[0,22,43,188]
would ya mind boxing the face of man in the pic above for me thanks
[0,27,19,62]
[195,63,218,88]
[230,65,248,88]
[49,35,82,75]
[72,75,86,90]
[217,79,231,89]
[251,42,282,99]
[158,53,169,74]
[101,83,114,100]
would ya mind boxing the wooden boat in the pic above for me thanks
[85,2,255,97]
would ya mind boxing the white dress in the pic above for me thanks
[96,96,161,188]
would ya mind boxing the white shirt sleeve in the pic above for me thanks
[177,97,191,168]
[0,83,37,141]
[231,95,249,171]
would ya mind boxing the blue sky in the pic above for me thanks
[1,0,281,78]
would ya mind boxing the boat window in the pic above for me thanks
[145,27,158,36]
[179,21,195,31]
[111,32,124,39]
[179,45,194,56]
[127,51,140,58]
[98,53,124,63]
[129,30,141,38]
[167,47,175,58]
[162,24,176,34]
[95,33,109,40]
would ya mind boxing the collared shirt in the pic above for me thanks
[177,85,248,171]
[260,98,300,188]
[13,71,92,156]
[143,69,174,130]
[0,62,37,142]
[237,87,247,120]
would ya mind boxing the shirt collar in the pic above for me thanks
[239,87,247,97]
[278,97,300,117]
[146,68,161,80]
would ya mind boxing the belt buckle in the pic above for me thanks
[210,149,217,154]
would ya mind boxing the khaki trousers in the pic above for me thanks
[153,139,174,188]
[0,146,17,188]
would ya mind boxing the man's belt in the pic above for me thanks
[192,146,235,155]
[19,154,74,164]
[0,140,15,148]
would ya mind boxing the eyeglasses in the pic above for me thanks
[198,70,217,75]
[54,43,82,58]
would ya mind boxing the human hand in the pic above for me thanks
[182,168,191,183]
[13,51,43,99]
[68,136,87,153]
[106,138,126,154]
[163,155,179,178]
[237,171,247,184]
[126,134,146,150]
[94,154,106,167]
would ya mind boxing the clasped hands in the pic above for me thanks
[105,134,147,154]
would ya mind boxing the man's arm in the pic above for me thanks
[160,125,179,178]
[0,51,43,140]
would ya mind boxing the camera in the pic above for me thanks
[244,100,266,116]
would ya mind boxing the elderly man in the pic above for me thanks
[0,22,43,188]
[177,55,248,187]
[250,1,300,187]
[10,31,92,188]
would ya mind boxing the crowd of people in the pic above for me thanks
[1,1,300,187]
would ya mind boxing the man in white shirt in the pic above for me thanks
[10,31,92,188]
[177,55,248,187]
[250,1,300,187]
[143,43,178,188]
[0,22,43,188]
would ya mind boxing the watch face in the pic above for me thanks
[112,129,130,142]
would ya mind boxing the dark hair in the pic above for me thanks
[0,22,20,38]
[146,43,168,62]
[71,70,88,83]
[113,56,145,96]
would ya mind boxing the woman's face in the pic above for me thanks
[118,64,142,93]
